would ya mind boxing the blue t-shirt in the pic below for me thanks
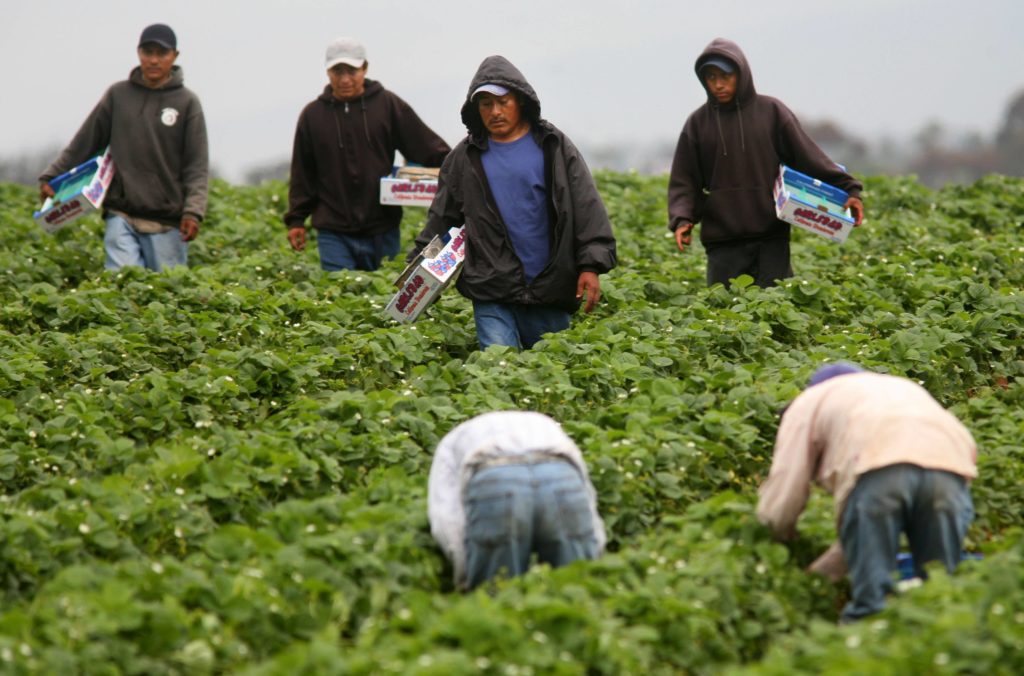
[480,133,550,283]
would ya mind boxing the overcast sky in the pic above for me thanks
[3,0,1022,182]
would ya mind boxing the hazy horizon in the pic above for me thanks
[3,0,1021,181]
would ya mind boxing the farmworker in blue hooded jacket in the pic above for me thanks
[668,38,865,287]
[39,24,208,272]
[428,411,606,590]
[284,37,451,272]
[410,55,617,350]
[757,363,977,622]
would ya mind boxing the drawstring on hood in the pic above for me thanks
[323,82,378,149]
[712,102,745,156]
[130,65,184,117]
[696,38,753,157]
[333,107,344,149]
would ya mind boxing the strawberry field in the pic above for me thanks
[0,171,1022,674]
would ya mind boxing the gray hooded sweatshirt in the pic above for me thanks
[41,65,209,225]
[413,55,616,312]
[668,38,862,245]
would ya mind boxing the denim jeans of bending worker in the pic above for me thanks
[463,460,599,589]
[104,214,188,272]
[472,301,571,350]
[316,227,400,272]
[839,463,974,622]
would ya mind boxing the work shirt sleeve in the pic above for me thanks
[778,110,863,198]
[284,110,318,230]
[40,87,115,183]
[667,124,703,232]
[180,96,209,221]
[410,150,464,260]
[562,135,616,274]
[391,94,451,168]
[756,392,820,540]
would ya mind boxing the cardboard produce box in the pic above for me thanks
[384,225,466,323]
[773,164,854,244]
[34,147,116,233]
[379,166,440,208]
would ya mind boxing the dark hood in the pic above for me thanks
[459,55,542,141]
[129,64,185,90]
[316,78,384,105]
[694,38,756,107]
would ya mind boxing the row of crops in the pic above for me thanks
[0,173,1022,673]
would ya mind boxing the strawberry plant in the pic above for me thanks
[0,171,1022,673]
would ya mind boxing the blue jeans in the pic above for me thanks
[839,463,974,622]
[104,215,188,272]
[463,460,600,589]
[316,228,400,271]
[472,301,571,350]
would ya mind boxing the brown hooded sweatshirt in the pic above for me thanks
[285,80,451,237]
[668,38,862,245]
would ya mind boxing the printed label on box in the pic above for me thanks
[34,147,116,233]
[773,164,854,244]
[380,177,438,207]
[384,226,466,323]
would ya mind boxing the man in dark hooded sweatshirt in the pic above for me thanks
[411,55,616,350]
[285,37,451,272]
[668,38,865,287]
[39,24,208,272]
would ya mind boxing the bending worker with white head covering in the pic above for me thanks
[428,411,606,590]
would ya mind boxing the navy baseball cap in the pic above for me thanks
[807,362,864,388]
[139,24,177,50]
[699,57,735,74]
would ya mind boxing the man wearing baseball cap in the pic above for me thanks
[668,38,865,288]
[409,55,616,350]
[284,37,451,271]
[39,23,208,271]
[757,363,977,622]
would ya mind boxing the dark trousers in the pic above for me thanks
[705,237,793,287]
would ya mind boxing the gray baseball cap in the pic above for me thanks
[325,37,366,69]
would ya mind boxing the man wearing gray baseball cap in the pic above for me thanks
[284,37,451,272]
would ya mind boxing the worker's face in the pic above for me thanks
[703,66,738,105]
[137,43,178,88]
[477,92,527,142]
[328,62,368,101]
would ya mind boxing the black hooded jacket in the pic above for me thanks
[668,38,863,245]
[285,79,451,236]
[413,56,616,312]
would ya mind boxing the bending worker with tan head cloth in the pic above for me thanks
[757,363,977,622]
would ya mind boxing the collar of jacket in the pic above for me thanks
[467,119,556,151]
[129,65,185,91]
[317,79,384,105]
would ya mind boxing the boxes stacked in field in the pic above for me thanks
[773,164,854,244]
[384,225,466,323]
[380,166,440,208]
[34,147,116,233]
